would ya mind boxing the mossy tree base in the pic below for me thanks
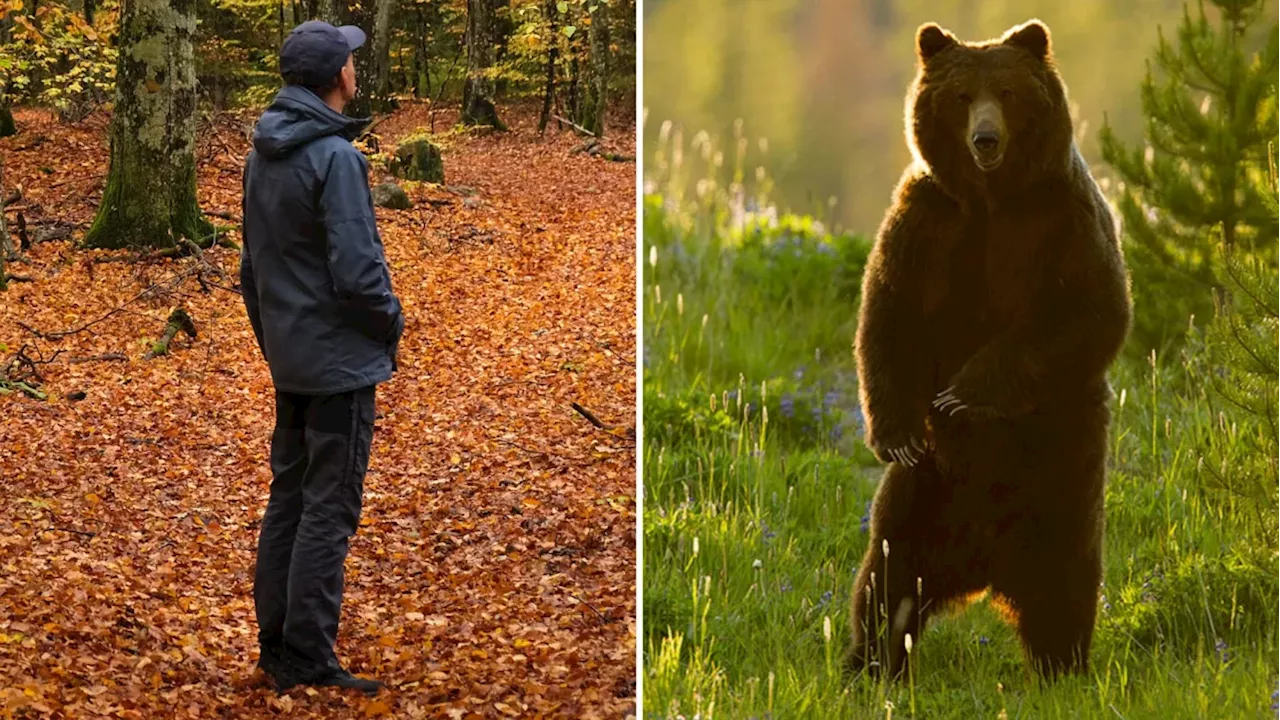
[461,79,507,131]
[82,0,212,251]
[389,138,444,182]
[461,0,506,132]
[0,106,15,138]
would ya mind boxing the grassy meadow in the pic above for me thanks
[640,130,1279,719]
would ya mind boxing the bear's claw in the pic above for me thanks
[932,385,970,415]
[887,439,926,467]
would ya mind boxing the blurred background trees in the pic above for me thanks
[0,0,637,135]
[643,0,1275,231]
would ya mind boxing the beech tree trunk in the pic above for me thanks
[307,0,338,24]
[461,0,505,129]
[332,0,378,117]
[413,5,429,98]
[372,0,397,105]
[584,0,609,138]
[83,0,212,250]
[537,0,558,134]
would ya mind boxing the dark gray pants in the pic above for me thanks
[254,386,376,669]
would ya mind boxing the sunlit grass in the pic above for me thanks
[641,128,1279,719]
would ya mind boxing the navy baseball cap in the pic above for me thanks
[279,20,366,88]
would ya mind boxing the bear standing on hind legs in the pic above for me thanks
[846,20,1132,681]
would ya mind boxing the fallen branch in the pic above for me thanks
[49,173,104,190]
[145,308,198,359]
[497,438,549,456]
[69,353,127,364]
[4,274,34,283]
[0,381,45,400]
[47,526,96,539]
[569,592,611,625]
[571,402,636,441]
[1,344,62,400]
[552,114,596,137]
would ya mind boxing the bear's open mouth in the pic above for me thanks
[972,153,1004,172]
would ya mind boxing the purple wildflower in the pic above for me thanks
[759,520,777,543]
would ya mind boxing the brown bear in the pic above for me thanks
[847,19,1132,681]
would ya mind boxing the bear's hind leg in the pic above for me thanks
[846,460,979,680]
[995,544,1101,680]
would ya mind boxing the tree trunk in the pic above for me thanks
[567,34,579,122]
[461,0,505,129]
[84,0,96,25]
[537,0,558,135]
[309,0,338,23]
[336,0,378,117]
[0,105,15,138]
[585,0,609,138]
[413,5,428,98]
[373,0,397,104]
[82,0,212,251]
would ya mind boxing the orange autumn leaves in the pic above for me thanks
[0,103,636,718]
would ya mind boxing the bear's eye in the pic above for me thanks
[1000,89,1014,100]
[957,93,973,105]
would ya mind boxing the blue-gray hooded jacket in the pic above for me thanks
[240,85,404,395]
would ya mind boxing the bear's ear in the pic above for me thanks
[1003,20,1051,61]
[916,23,956,63]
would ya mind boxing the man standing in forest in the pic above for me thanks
[239,20,403,695]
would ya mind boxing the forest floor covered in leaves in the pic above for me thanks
[0,102,637,718]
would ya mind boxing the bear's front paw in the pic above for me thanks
[871,434,929,467]
[932,385,1003,421]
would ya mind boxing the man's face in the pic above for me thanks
[339,54,357,103]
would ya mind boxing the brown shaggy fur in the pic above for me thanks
[847,20,1132,681]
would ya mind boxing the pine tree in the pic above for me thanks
[1099,0,1278,353]
[1196,144,1278,545]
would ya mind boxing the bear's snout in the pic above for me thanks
[972,127,1000,152]
[967,99,1006,171]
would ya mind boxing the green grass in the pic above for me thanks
[640,142,1279,719]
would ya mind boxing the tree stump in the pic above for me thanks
[389,138,445,183]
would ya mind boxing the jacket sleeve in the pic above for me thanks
[240,160,267,357]
[319,147,403,343]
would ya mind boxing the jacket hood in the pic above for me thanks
[252,85,369,159]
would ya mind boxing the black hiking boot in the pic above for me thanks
[257,643,292,688]
[307,666,384,695]
[263,644,383,695]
